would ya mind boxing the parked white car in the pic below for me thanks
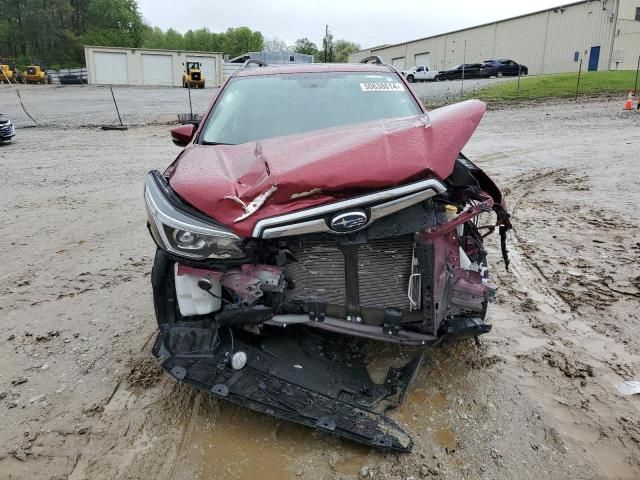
[400,65,437,82]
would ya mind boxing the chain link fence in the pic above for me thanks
[413,59,640,107]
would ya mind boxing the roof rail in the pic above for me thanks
[242,59,269,69]
[359,56,384,65]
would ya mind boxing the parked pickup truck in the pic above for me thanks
[400,65,437,82]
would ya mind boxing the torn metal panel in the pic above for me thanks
[225,184,278,222]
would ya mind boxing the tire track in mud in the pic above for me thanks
[491,166,640,479]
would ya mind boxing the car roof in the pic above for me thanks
[233,62,395,78]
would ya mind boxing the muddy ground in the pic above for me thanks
[0,98,639,480]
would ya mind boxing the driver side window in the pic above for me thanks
[416,66,424,72]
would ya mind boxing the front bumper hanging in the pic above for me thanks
[153,324,422,452]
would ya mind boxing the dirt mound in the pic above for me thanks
[126,354,163,389]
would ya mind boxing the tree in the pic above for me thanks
[222,27,264,58]
[316,30,334,63]
[82,0,146,48]
[0,0,266,67]
[263,37,288,53]
[294,38,318,56]
[333,39,360,63]
[163,28,184,50]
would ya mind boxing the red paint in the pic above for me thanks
[176,264,223,278]
[168,99,486,237]
[171,124,195,146]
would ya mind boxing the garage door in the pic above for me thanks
[391,57,405,69]
[93,52,128,84]
[414,53,431,68]
[186,56,217,87]
[142,54,173,86]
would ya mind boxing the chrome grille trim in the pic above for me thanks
[256,178,446,238]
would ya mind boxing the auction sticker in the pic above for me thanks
[360,82,405,92]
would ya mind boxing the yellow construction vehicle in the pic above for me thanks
[182,62,205,89]
[23,61,50,84]
[0,59,20,84]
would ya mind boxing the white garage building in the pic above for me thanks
[84,46,224,88]
[349,0,640,75]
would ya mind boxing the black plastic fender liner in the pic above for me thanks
[153,326,418,452]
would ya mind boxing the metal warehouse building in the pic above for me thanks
[349,0,640,75]
[84,46,224,87]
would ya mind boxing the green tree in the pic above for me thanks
[82,0,146,48]
[333,39,360,63]
[222,27,263,58]
[294,38,318,56]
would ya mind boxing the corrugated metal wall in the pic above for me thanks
[350,0,640,75]
[613,0,640,69]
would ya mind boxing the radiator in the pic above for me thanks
[285,235,414,309]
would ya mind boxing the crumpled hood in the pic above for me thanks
[168,99,486,237]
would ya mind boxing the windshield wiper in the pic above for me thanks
[201,141,236,146]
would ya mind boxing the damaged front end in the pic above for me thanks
[145,100,510,452]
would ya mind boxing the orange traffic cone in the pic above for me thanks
[624,91,633,110]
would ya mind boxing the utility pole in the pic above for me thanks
[324,25,328,63]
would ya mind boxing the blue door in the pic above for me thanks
[588,46,600,71]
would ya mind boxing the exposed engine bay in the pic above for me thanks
[147,150,510,451]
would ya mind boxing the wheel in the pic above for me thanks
[435,76,441,82]
[497,72,503,78]
[406,75,414,83]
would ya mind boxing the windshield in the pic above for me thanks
[200,72,421,145]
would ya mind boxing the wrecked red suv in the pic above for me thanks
[145,58,511,451]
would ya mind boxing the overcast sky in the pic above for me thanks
[137,0,565,49]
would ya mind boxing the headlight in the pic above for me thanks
[144,172,245,260]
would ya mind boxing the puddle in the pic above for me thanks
[183,400,372,480]
[435,429,458,451]
[398,389,447,423]
[189,403,310,480]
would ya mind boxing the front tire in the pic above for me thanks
[406,75,414,83]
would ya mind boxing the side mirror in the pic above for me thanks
[171,124,195,147]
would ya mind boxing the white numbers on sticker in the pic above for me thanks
[360,82,405,92]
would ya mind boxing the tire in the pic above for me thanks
[497,72,503,78]
[406,75,414,83]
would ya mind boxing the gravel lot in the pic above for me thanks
[1,84,215,128]
[0,88,639,480]
[0,78,517,129]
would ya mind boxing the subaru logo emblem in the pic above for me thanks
[329,211,368,233]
